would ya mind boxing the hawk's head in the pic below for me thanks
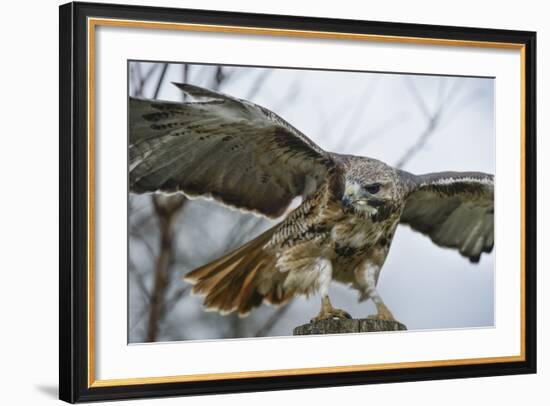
[341,157,404,220]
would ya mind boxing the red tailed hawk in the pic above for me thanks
[130,83,494,323]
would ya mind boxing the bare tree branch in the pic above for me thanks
[395,77,462,169]
[254,302,294,337]
[163,285,191,316]
[133,63,160,97]
[245,70,272,100]
[153,64,169,99]
[273,77,300,112]
[129,259,151,304]
[211,66,230,90]
[403,75,432,121]
[129,230,156,260]
[181,64,189,101]
[438,87,487,131]
[312,98,355,141]
[339,79,379,150]
[146,194,187,342]
[347,111,410,150]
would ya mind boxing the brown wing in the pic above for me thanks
[130,83,334,218]
[399,171,494,262]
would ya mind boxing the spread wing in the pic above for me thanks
[399,171,494,262]
[129,83,335,218]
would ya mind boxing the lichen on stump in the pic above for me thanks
[293,318,407,335]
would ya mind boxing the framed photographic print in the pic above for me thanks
[59,1,537,403]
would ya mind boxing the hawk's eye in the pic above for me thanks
[365,183,381,194]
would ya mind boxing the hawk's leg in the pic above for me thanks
[311,258,352,322]
[367,294,395,321]
[356,261,396,321]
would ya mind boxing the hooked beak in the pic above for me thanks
[343,184,361,208]
[342,194,370,210]
[342,195,353,208]
[342,187,384,209]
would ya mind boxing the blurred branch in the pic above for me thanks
[272,77,300,112]
[130,277,190,335]
[348,111,410,150]
[128,197,155,217]
[403,76,432,121]
[339,80,379,150]
[163,285,191,316]
[130,308,148,334]
[144,64,189,342]
[133,63,159,97]
[181,64,189,101]
[394,114,440,169]
[226,216,266,249]
[129,230,156,260]
[226,313,246,338]
[438,87,487,131]
[254,302,293,337]
[313,98,354,140]
[211,66,230,90]
[153,64,169,99]
[245,70,272,100]
[395,77,461,169]
[128,258,152,335]
[129,259,151,304]
[146,194,187,342]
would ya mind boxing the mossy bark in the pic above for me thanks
[293,318,407,335]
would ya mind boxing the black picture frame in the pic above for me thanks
[59,1,537,403]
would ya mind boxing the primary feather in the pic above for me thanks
[399,171,494,262]
[130,83,333,218]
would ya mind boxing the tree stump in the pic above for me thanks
[293,318,407,336]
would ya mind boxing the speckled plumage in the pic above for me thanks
[130,84,494,320]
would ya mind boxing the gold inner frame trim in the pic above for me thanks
[87,17,527,388]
